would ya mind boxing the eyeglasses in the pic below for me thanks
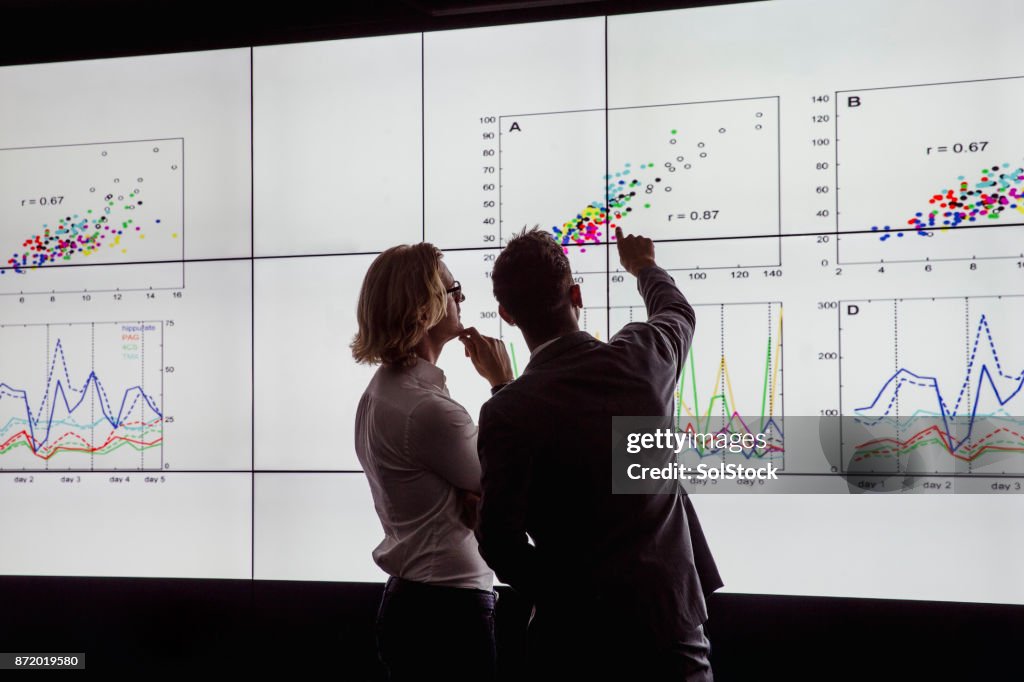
[445,281,465,303]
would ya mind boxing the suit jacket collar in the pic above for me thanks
[524,331,595,373]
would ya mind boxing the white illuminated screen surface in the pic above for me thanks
[0,0,1022,604]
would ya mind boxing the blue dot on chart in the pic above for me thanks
[883,225,890,230]
[618,180,625,185]
[915,212,923,217]
[897,232,904,238]
[156,219,161,223]
[871,226,878,231]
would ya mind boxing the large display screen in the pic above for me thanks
[1,0,1022,605]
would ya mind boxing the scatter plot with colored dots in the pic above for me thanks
[0,139,184,293]
[836,77,1024,265]
[498,97,780,268]
[869,164,1024,243]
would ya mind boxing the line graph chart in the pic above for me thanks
[840,296,1024,475]
[611,301,784,468]
[0,321,164,470]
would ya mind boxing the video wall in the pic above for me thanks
[0,0,1022,605]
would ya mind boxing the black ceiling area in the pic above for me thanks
[0,0,760,65]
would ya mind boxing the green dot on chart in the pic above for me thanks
[670,129,677,135]
[644,203,651,208]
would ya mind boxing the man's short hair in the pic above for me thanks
[351,243,447,367]
[491,227,573,331]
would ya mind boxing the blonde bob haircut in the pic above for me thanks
[351,243,448,367]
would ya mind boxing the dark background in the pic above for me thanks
[1,0,1021,677]
[1,576,1020,677]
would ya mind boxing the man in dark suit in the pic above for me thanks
[464,226,722,679]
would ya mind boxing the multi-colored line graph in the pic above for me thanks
[609,301,784,467]
[674,303,783,465]
[0,322,164,469]
[841,297,1024,475]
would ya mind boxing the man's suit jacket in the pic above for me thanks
[476,265,722,642]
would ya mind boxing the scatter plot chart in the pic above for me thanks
[499,97,779,268]
[610,301,784,468]
[840,297,1024,475]
[836,77,1024,264]
[0,139,184,294]
[0,321,165,470]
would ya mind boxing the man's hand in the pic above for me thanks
[615,226,657,276]
[459,326,514,387]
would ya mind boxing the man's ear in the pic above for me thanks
[498,304,516,327]
[569,283,583,309]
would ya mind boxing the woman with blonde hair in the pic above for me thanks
[352,242,511,682]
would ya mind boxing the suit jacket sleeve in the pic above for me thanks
[475,398,538,598]
[616,265,696,377]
